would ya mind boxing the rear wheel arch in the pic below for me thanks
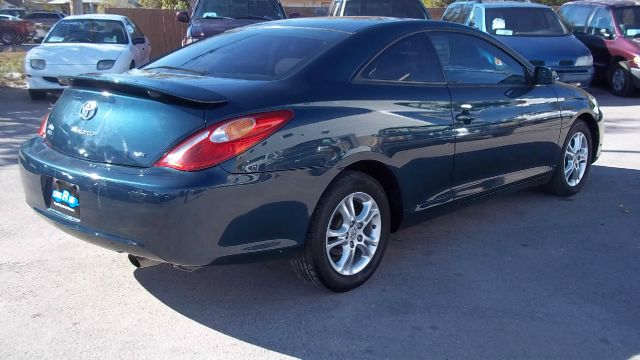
[341,160,403,232]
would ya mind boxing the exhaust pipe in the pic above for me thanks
[128,254,161,269]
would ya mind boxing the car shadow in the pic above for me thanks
[0,86,53,167]
[589,85,640,106]
[134,165,640,359]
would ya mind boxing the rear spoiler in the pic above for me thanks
[59,72,228,106]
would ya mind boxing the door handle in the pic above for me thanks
[455,110,475,125]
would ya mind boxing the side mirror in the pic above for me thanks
[132,37,145,45]
[533,66,557,85]
[176,11,190,23]
[288,12,301,18]
[598,28,613,39]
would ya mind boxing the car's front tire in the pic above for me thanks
[609,61,636,97]
[292,170,390,292]
[28,89,46,100]
[546,120,593,197]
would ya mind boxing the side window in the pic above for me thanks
[559,5,594,33]
[588,7,614,38]
[360,33,444,83]
[428,32,528,85]
[441,4,472,24]
[469,6,483,30]
[328,0,342,16]
[125,19,143,40]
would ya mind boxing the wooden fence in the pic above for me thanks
[105,7,446,60]
[106,8,188,60]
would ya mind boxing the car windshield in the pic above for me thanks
[144,27,347,80]
[44,19,128,44]
[341,0,426,19]
[194,0,285,20]
[615,6,640,38]
[485,7,569,36]
[0,9,25,17]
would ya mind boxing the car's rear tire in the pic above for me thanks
[292,170,391,292]
[546,120,592,197]
[28,89,46,100]
[609,61,636,97]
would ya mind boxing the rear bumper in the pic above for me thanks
[19,137,333,266]
[554,66,594,88]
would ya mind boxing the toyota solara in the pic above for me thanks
[19,18,603,292]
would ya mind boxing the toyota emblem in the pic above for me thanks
[79,101,98,120]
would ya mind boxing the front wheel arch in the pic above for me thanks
[572,113,600,163]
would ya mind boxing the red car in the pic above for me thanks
[0,14,33,45]
[560,0,640,96]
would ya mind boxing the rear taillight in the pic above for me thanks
[37,113,49,137]
[155,110,294,171]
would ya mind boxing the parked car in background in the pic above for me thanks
[0,8,28,18]
[24,14,151,100]
[176,0,286,45]
[0,14,33,45]
[23,11,65,26]
[19,18,602,292]
[328,0,430,18]
[23,11,66,42]
[443,0,594,88]
[560,0,640,96]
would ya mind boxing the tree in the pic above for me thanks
[139,0,188,9]
[140,0,162,8]
[161,0,189,10]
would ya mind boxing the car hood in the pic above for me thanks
[189,18,267,38]
[29,43,127,65]
[496,35,591,65]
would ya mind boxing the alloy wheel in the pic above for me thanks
[325,192,381,276]
[564,132,589,187]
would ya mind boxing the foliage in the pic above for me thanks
[140,0,162,8]
[422,0,570,7]
[139,0,188,10]
[161,0,189,10]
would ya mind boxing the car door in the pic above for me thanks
[351,32,455,211]
[124,19,150,66]
[584,7,615,70]
[426,30,562,199]
[560,4,598,59]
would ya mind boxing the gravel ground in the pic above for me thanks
[0,86,638,360]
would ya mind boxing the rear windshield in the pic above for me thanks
[615,6,640,38]
[194,0,285,20]
[341,0,427,19]
[485,7,569,36]
[144,27,347,80]
[45,19,128,44]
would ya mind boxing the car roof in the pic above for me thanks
[563,0,640,7]
[253,17,468,33]
[473,2,550,9]
[63,14,127,21]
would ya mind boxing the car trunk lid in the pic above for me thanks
[46,73,228,167]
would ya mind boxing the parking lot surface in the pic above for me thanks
[0,85,638,359]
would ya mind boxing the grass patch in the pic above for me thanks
[0,51,26,87]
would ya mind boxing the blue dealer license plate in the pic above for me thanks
[50,178,80,219]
